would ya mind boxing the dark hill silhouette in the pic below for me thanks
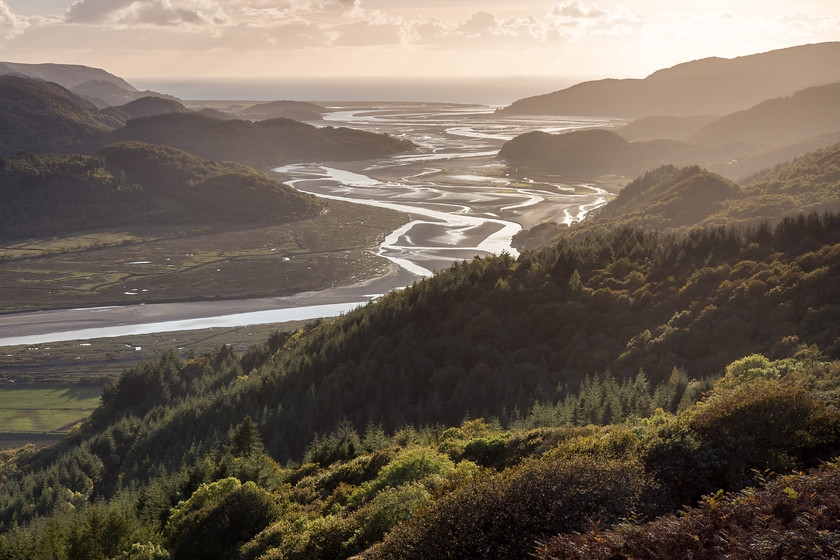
[0,77,413,166]
[241,100,328,121]
[99,141,323,223]
[110,112,415,167]
[500,42,840,117]
[0,142,324,239]
[197,107,238,120]
[688,82,840,146]
[101,96,190,124]
[498,128,754,177]
[0,75,114,154]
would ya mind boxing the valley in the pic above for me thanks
[1,33,840,559]
[0,103,619,347]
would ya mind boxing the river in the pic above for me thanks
[0,104,617,346]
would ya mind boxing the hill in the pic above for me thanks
[101,96,190,124]
[0,75,115,155]
[99,141,324,222]
[688,82,840,146]
[241,100,328,121]
[617,115,718,141]
[501,82,840,181]
[0,61,176,107]
[110,112,416,167]
[590,166,741,229]
[498,128,754,177]
[0,142,324,239]
[0,61,135,92]
[0,77,413,166]
[196,107,239,120]
[1,207,840,557]
[499,42,840,117]
[513,142,840,249]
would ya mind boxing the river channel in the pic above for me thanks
[0,105,617,345]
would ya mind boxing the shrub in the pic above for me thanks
[362,454,651,560]
[166,480,280,560]
[536,460,840,560]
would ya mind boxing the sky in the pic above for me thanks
[1,0,839,81]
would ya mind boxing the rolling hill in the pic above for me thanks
[688,81,840,146]
[0,76,414,167]
[101,96,190,124]
[499,42,840,118]
[110,112,415,167]
[0,142,324,239]
[498,128,756,178]
[0,75,115,154]
[0,60,176,107]
[501,79,840,182]
[241,100,329,121]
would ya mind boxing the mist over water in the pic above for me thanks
[129,75,587,104]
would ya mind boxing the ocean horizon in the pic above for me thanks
[128,75,591,105]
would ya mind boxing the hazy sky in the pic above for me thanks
[1,0,839,80]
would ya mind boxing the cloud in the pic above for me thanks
[777,12,840,35]
[330,19,401,46]
[546,1,643,35]
[0,0,29,38]
[66,0,210,27]
[549,0,608,20]
[66,0,137,23]
[409,2,641,47]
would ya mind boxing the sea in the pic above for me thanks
[128,75,589,105]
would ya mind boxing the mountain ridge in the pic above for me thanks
[499,42,840,118]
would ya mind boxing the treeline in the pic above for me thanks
[0,142,324,239]
[2,210,839,535]
[1,353,838,559]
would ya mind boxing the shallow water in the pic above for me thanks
[1,105,617,344]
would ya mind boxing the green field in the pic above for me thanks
[0,320,311,450]
[0,385,101,434]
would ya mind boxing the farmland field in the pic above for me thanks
[0,385,101,449]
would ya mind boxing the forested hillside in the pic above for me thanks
[1,204,839,557]
[110,112,415,167]
[0,76,414,167]
[513,142,840,249]
[0,76,116,155]
[101,97,190,125]
[241,100,328,121]
[0,142,323,239]
[498,128,754,177]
